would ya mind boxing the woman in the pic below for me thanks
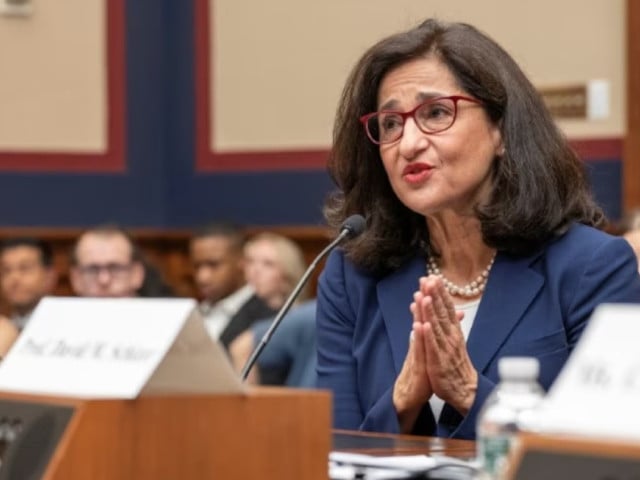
[316,19,640,440]
[232,233,310,384]
[243,232,308,310]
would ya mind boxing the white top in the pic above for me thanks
[498,356,540,380]
[199,284,255,340]
[428,299,480,422]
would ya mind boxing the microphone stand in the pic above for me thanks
[240,228,352,381]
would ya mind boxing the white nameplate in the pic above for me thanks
[0,297,243,398]
[536,303,640,441]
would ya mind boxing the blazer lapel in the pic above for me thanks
[377,256,426,374]
[375,251,544,377]
[466,251,544,373]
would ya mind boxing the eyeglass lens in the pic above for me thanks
[366,97,457,144]
[78,263,132,278]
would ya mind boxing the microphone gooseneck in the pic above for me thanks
[240,214,366,381]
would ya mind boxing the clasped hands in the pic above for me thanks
[393,275,478,433]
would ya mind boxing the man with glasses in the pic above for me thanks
[70,226,145,298]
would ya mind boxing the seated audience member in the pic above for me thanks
[244,232,309,310]
[190,223,276,350]
[0,237,58,330]
[623,209,640,272]
[230,299,317,388]
[231,233,311,385]
[70,226,145,298]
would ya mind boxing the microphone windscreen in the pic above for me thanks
[341,214,366,238]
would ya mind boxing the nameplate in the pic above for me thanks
[0,297,243,398]
[535,303,640,441]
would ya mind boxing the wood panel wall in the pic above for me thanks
[625,0,640,210]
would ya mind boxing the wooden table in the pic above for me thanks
[333,429,476,459]
[331,430,478,479]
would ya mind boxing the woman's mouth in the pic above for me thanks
[402,163,433,184]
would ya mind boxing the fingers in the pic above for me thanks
[418,276,455,335]
[409,296,428,372]
[393,319,432,429]
[422,321,443,370]
[413,276,478,414]
[419,295,447,349]
[437,280,458,323]
[411,322,427,368]
[411,290,425,325]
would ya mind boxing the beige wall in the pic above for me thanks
[213,0,625,151]
[0,0,105,152]
[0,1,624,153]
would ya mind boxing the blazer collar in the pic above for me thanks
[376,250,544,376]
[377,255,427,374]
[467,251,544,373]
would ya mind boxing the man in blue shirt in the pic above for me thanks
[230,300,317,388]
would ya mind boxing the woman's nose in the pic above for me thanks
[398,118,429,159]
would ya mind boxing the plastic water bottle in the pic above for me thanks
[476,357,545,479]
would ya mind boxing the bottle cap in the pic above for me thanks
[498,356,540,380]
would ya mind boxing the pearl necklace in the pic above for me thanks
[426,254,496,298]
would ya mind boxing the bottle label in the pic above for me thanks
[479,434,512,476]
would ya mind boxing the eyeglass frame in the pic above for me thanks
[359,95,483,145]
[75,262,135,280]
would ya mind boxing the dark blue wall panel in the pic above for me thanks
[0,0,169,227]
[160,0,334,227]
[0,1,620,228]
[585,160,622,221]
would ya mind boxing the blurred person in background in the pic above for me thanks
[243,232,309,310]
[70,225,145,298]
[0,237,58,330]
[190,223,275,350]
[231,232,313,385]
[229,299,318,387]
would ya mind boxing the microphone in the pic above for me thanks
[240,214,366,381]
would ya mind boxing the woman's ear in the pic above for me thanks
[494,132,506,157]
[490,123,504,157]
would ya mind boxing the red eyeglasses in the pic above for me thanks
[360,95,483,145]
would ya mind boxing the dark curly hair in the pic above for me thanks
[324,18,604,275]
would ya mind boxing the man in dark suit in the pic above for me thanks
[190,223,275,350]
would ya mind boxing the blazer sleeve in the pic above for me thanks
[316,250,365,430]
[317,251,433,433]
[564,235,640,345]
[445,235,640,440]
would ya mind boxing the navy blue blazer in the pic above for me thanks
[316,224,640,440]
